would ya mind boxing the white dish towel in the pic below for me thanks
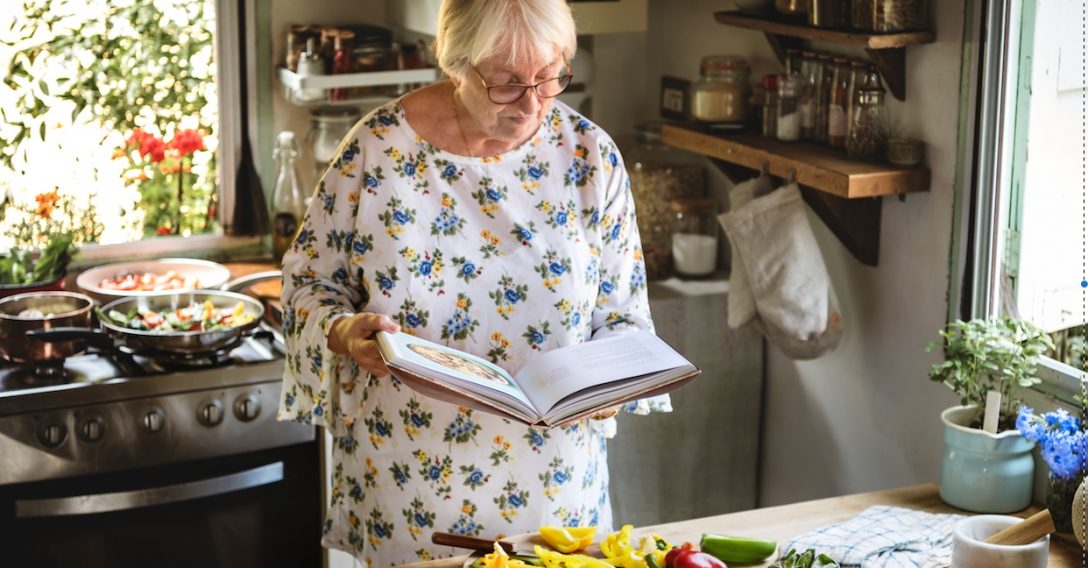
[784,505,964,568]
[719,182,842,359]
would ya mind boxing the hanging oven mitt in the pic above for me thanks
[720,173,776,329]
[719,182,842,359]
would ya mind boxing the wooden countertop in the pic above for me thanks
[402,483,1081,567]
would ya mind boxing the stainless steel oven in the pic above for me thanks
[0,325,321,567]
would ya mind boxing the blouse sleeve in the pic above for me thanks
[589,138,672,416]
[277,126,372,436]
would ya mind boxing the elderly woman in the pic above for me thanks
[278,0,669,564]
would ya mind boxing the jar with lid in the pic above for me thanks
[628,123,706,281]
[776,73,801,141]
[760,74,778,139]
[798,51,819,140]
[329,30,355,101]
[828,58,850,148]
[846,59,867,142]
[691,55,751,125]
[670,198,719,279]
[816,54,833,144]
[851,0,927,32]
[294,37,326,103]
[306,106,363,186]
[846,67,888,161]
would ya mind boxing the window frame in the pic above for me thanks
[957,0,1087,395]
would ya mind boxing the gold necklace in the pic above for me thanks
[451,87,475,158]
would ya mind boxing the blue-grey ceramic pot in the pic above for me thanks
[939,405,1035,513]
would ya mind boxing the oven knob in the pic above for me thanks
[144,408,166,432]
[37,421,67,448]
[198,400,224,427]
[233,394,261,422]
[79,417,106,443]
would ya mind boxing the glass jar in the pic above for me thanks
[670,198,719,279]
[760,74,778,139]
[775,0,806,16]
[798,51,819,140]
[306,106,362,185]
[816,54,833,144]
[294,37,326,103]
[271,131,307,263]
[776,73,801,142]
[828,58,850,148]
[809,0,850,28]
[852,0,927,32]
[846,59,867,143]
[691,55,751,125]
[628,123,706,281]
[846,68,888,161]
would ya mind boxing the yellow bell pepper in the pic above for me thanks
[533,545,613,568]
[540,525,598,553]
[479,542,536,568]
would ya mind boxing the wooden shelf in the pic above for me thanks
[661,123,930,199]
[713,10,935,101]
[662,122,930,266]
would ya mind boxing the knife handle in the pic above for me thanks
[431,532,517,554]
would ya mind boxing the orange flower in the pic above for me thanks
[34,190,60,218]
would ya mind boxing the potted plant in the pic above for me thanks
[1017,406,1087,532]
[0,189,98,299]
[927,317,1055,512]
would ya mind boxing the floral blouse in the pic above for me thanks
[278,98,671,567]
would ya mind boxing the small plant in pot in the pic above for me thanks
[0,189,99,298]
[927,317,1054,513]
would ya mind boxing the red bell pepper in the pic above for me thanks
[664,542,728,568]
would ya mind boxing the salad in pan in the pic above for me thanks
[103,300,255,333]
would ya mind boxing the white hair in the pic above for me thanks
[434,0,577,79]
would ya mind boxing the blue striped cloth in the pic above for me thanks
[783,505,964,568]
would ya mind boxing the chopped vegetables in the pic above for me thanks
[540,526,597,553]
[105,300,253,333]
[98,270,201,292]
[699,533,777,565]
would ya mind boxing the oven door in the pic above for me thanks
[0,441,321,568]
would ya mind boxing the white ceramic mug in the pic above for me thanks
[951,515,1049,568]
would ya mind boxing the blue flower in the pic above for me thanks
[1018,406,1088,480]
[567,163,583,183]
[549,262,566,276]
[338,435,356,450]
[527,165,544,180]
[600,280,615,295]
[393,468,408,483]
[405,313,422,328]
[374,523,390,538]
[508,494,524,507]
[552,470,569,484]
[577,119,590,130]
[351,239,369,256]
[590,210,600,224]
[323,193,335,209]
[468,470,484,484]
[610,222,622,240]
[342,148,355,162]
[364,174,379,188]
[571,312,581,326]
[375,422,390,436]
[529,331,544,345]
[443,164,457,178]
[378,276,394,290]
[332,267,348,283]
[609,152,618,167]
[411,413,426,427]
[504,289,522,304]
[419,260,433,276]
[415,512,430,527]
[285,393,295,406]
[530,432,544,446]
[393,210,410,224]
[517,227,533,242]
[378,114,394,126]
[486,188,502,202]
[428,465,442,480]
[404,162,417,176]
[461,262,476,276]
[350,483,362,499]
[313,405,324,417]
[555,211,568,225]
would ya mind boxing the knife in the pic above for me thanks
[432,531,519,554]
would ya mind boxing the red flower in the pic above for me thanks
[169,129,205,157]
[156,226,173,235]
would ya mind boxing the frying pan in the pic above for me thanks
[29,272,279,358]
[75,258,232,304]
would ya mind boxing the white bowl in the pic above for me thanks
[951,515,1048,568]
[76,258,231,304]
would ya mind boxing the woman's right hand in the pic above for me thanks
[327,312,401,376]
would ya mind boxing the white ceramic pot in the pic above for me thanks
[938,405,1035,513]
[951,515,1048,568]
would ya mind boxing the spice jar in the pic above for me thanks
[828,58,850,148]
[852,0,927,31]
[846,67,888,161]
[670,198,719,279]
[628,123,706,281]
[776,73,802,142]
[798,51,819,140]
[691,55,751,125]
[761,74,778,139]
[306,106,362,184]
[294,37,326,103]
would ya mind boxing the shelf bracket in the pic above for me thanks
[764,32,803,67]
[799,188,882,266]
[865,47,907,101]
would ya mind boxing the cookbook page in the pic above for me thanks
[514,330,690,414]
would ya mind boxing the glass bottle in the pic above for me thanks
[816,54,833,144]
[846,60,866,143]
[828,58,850,148]
[329,30,355,101]
[306,106,362,186]
[799,51,818,140]
[670,198,719,279]
[761,74,778,139]
[627,123,706,281]
[776,73,801,142]
[271,131,308,263]
[295,37,326,102]
[846,68,888,161]
[691,55,751,124]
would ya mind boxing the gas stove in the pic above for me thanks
[0,322,313,486]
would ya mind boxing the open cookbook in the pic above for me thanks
[375,330,700,427]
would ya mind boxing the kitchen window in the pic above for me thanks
[0,0,254,262]
[959,0,1088,399]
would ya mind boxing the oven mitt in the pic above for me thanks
[721,173,776,329]
[719,183,842,359]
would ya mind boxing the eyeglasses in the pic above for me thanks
[472,66,574,104]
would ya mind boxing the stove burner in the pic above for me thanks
[30,360,70,380]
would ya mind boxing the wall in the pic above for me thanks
[589,0,966,507]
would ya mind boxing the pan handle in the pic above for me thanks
[27,327,114,350]
[223,270,282,294]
